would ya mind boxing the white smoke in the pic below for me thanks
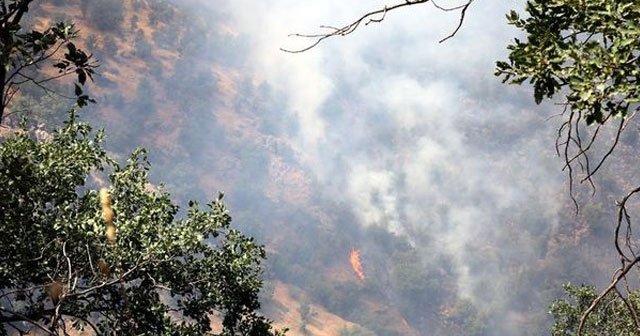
[199,0,572,333]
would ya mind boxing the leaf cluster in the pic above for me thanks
[550,283,640,335]
[496,0,640,125]
[0,0,98,119]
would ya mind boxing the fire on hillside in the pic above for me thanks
[349,249,365,282]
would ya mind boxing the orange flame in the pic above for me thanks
[349,249,365,281]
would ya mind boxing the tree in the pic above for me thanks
[494,1,640,334]
[550,284,640,336]
[495,0,640,201]
[0,0,97,122]
[0,113,285,335]
[0,1,287,335]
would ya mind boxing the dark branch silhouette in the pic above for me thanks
[0,0,98,123]
[281,0,474,53]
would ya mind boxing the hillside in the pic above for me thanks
[19,1,411,334]
[12,1,637,335]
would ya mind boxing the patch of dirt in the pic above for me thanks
[268,281,361,336]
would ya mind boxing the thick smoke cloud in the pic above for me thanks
[189,0,586,334]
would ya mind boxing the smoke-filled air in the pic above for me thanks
[3,0,640,335]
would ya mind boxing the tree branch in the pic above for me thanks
[281,0,473,53]
[438,0,473,43]
[0,307,55,335]
[578,182,640,335]
[66,257,146,299]
[616,287,640,332]
[577,256,640,335]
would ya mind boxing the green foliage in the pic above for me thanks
[442,299,488,336]
[0,0,97,121]
[550,284,640,335]
[9,88,73,127]
[391,249,445,322]
[495,2,640,334]
[0,113,284,335]
[496,0,640,125]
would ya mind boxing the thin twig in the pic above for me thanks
[86,243,97,277]
[63,241,72,289]
[438,0,473,43]
[431,0,469,11]
[0,307,56,335]
[281,0,472,53]
[580,116,625,183]
[67,257,145,299]
[615,186,640,262]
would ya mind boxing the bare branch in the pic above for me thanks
[614,186,640,262]
[616,286,640,331]
[578,181,640,335]
[438,0,473,43]
[580,116,626,184]
[281,0,473,53]
[63,241,72,290]
[86,243,97,276]
[431,0,469,11]
[0,307,56,335]
[578,256,640,335]
[67,257,146,299]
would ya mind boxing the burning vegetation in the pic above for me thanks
[350,249,365,281]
